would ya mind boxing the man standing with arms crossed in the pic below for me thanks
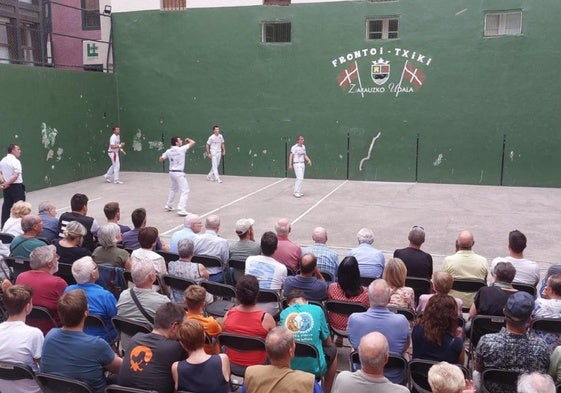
[206,125,225,183]
[103,126,125,184]
[159,136,196,216]
[0,144,25,227]
[288,135,312,198]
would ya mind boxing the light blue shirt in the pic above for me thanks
[348,243,385,278]
[170,227,196,253]
[302,243,339,280]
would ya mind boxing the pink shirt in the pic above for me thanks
[272,237,301,272]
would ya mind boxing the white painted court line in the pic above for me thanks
[160,178,288,236]
[291,180,348,225]
[56,197,102,212]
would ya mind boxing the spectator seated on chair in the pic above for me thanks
[416,271,463,317]
[517,372,555,393]
[172,319,230,393]
[347,279,410,384]
[271,218,302,273]
[15,244,67,334]
[490,230,540,287]
[382,257,415,312]
[0,282,43,393]
[242,326,321,393]
[103,202,131,235]
[393,225,433,280]
[229,217,260,262]
[117,303,186,393]
[332,332,409,393]
[170,214,202,254]
[92,223,131,270]
[9,214,48,260]
[168,238,209,302]
[57,193,100,252]
[64,256,117,342]
[327,256,369,334]
[474,291,550,393]
[2,200,31,237]
[532,273,561,351]
[301,226,339,280]
[131,226,167,275]
[116,258,170,326]
[54,221,91,265]
[283,253,328,303]
[37,201,59,242]
[193,214,229,283]
[223,274,276,367]
[348,227,385,279]
[41,289,122,393]
[280,289,338,393]
[427,361,475,393]
[184,285,221,354]
[441,230,489,308]
[121,207,167,251]
[245,231,287,315]
[412,294,465,364]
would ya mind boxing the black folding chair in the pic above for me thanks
[359,275,377,287]
[56,262,76,285]
[228,259,246,284]
[85,314,117,348]
[201,281,237,318]
[4,257,31,279]
[324,300,368,339]
[350,350,409,386]
[409,358,470,393]
[294,341,323,380]
[256,289,282,320]
[192,255,222,270]
[512,282,537,298]
[0,361,38,388]
[468,315,505,363]
[26,305,58,331]
[111,316,152,354]
[451,279,486,311]
[217,332,266,379]
[36,372,93,393]
[388,306,416,323]
[0,232,14,244]
[480,368,520,393]
[155,250,179,266]
[405,276,432,304]
[162,274,197,302]
[319,271,334,282]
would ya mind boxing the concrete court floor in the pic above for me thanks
[24,171,561,277]
[21,171,561,372]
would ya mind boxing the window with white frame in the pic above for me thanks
[262,22,291,43]
[367,17,398,40]
[0,18,8,64]
[484,11,522,36]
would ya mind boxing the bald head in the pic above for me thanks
[368,279,391,307]
[22,214,42,234]
[456,230,474,250]
[312,227,328,244]
[275,218,291,237]
[205,215,220,231]
[358,332,389,375]
[300,253,317,275]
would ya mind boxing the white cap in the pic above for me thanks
[235,218,255,235]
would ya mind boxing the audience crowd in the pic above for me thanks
[1,195,561,393]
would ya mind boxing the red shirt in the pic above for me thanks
[272,237,302,272]
[223,307,268,366]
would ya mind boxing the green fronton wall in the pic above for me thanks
[0,64,118,191]
[2,0,561,190]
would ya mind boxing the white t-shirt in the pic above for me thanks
[0,320,43,393]
[162,145,191,172]
[490,256,540,286]
[0,153,23,183]
[206,134,224,154]
[291,144,307,163]
[108,133,120,153]
[245,255,287,290]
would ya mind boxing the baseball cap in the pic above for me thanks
[235,218,255,235]
[504,291,534,322]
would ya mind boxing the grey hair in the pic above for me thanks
[274,219,290,236]
[38,201,55,214]
[517,372,556,393]
[357,228,374,244]
[311,227,327,243]
[71,256,97,284]
[29,245,57,270]
[21,215,41,232]
[131,258,155,285]
[178,238,194,259]
[266,326,295,361]
[368,279,391,307]
[205,215,220,230]
[427,362,466,393]
[97,223,120,247]
[185,214,200,228]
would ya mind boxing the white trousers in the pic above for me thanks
[293,162,305,193]
[105,151,120,181]
[208,151,221,181]
[167,172,190,211]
